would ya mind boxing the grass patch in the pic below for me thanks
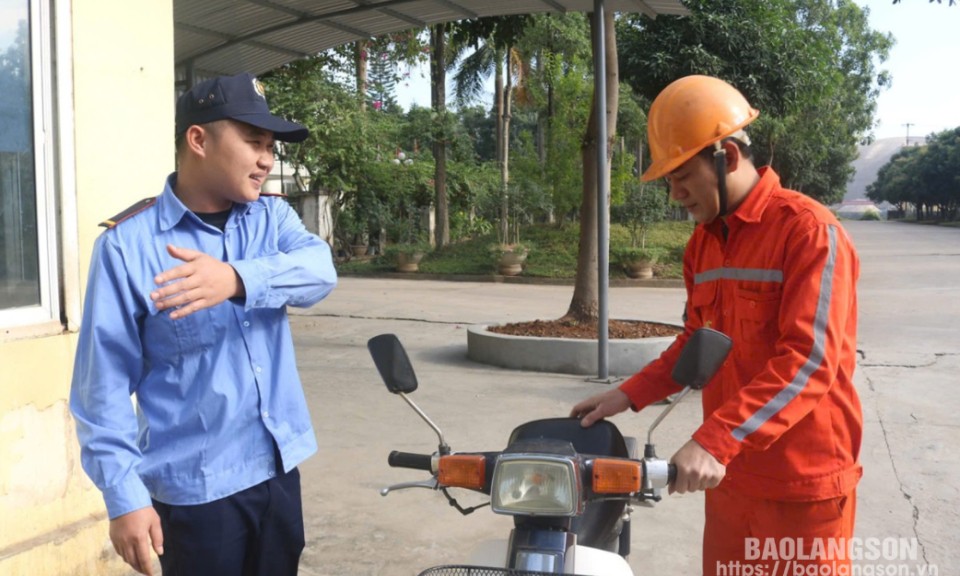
[337,220,695,279]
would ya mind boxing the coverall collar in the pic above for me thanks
[704,166,779,238]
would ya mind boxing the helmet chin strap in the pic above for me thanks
[713,141,728,218]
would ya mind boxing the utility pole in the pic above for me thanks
[903,122,914,146]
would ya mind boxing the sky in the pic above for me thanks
[0,2,26,49]
[395,1,960,143]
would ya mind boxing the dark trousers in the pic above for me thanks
[153,468,304,576]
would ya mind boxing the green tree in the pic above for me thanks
[866,146,921,215]
[459,105,497,162]
[613,181,668,249]
[868,129,960,221]
[564,9,620,323]
[917,128,960,220]
[367,50,401,112]
[892,0,955,4]
[618,0,893,205]
[450,16,534,245]
[261,59,370,195]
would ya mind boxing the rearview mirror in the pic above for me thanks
[368,333,419,394]
[670,328,732,390]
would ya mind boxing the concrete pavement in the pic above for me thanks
[290,220,959,575]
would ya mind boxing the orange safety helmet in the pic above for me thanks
[641,75,759,182]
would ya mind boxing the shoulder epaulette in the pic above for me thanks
[99,197,158,229]
[260,192,287,198]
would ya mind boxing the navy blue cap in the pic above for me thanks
[176,73,308,143]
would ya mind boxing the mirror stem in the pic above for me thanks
[646,386,693,446]
[399,392,451,454]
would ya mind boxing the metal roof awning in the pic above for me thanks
[173,0,688,381]
[174,0,687,79]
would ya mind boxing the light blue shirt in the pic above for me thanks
[70,173,337,519]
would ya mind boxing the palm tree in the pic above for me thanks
[450,16,532,244]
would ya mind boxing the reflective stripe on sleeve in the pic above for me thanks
[731,225,838,442]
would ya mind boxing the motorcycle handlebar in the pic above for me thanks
[668,463,677,485]
[388,450,434,471]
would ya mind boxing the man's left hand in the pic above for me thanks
[669,439,725,495]
[151,245,244,319]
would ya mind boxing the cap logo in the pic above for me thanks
[252,78,266,100]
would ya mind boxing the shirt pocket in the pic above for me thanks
[171,306,222,355]
[734,287,781,347]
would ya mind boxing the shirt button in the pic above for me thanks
[255,366,262,373]
[243,321,250,327]
[724,259,731,266]
[750,301,757,308]
[262,410,269,418]
[267,470,275,477]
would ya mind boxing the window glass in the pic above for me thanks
[0,0,40,310]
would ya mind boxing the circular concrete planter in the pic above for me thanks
[467,324,678,376]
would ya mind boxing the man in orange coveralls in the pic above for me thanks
[571,75,862,575]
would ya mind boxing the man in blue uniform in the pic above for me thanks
[70,73,337,576]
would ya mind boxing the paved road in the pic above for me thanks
[290,220,959,575]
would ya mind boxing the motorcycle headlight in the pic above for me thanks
[490,455,580,516]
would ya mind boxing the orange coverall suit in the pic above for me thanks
[620,168,862,575]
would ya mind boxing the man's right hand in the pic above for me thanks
[569,389,633,427]
[109,506,164,576]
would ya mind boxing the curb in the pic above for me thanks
[338,271,685,289]
[466,324,676,376]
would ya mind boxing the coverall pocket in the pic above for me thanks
[734,289,780,345]
[690,283,718,328]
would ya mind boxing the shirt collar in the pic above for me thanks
[158,173,190,232]
[158,172,259,232]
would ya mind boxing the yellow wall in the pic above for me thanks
[0,0,173,573]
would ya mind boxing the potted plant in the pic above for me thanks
[337,207,369,258]
[384,240,431,272]
[489,183,533,276]
[383,202,432,273]
[613,246,662,279]
[612,181,668,279]
[490,242,530,276]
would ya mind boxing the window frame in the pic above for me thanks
[0,0,76,338]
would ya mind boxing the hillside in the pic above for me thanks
[846,136,925,201]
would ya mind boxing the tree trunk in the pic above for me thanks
[431,24,450,247]
[500,47,515,244]
[635,137,643,181]
[355,40,368,112]
[495,52,508,243]
[564,10,619,323]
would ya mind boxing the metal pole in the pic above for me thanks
[593,0,610,380]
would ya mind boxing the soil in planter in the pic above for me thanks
[490,318,682,340]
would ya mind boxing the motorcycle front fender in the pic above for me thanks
[466,539,634,576]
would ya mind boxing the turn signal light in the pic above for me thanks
[592,458,641,494]
[438,454,486,490]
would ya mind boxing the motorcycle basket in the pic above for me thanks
[417,567,590,576]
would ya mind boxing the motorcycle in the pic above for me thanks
[369,327,732,576]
